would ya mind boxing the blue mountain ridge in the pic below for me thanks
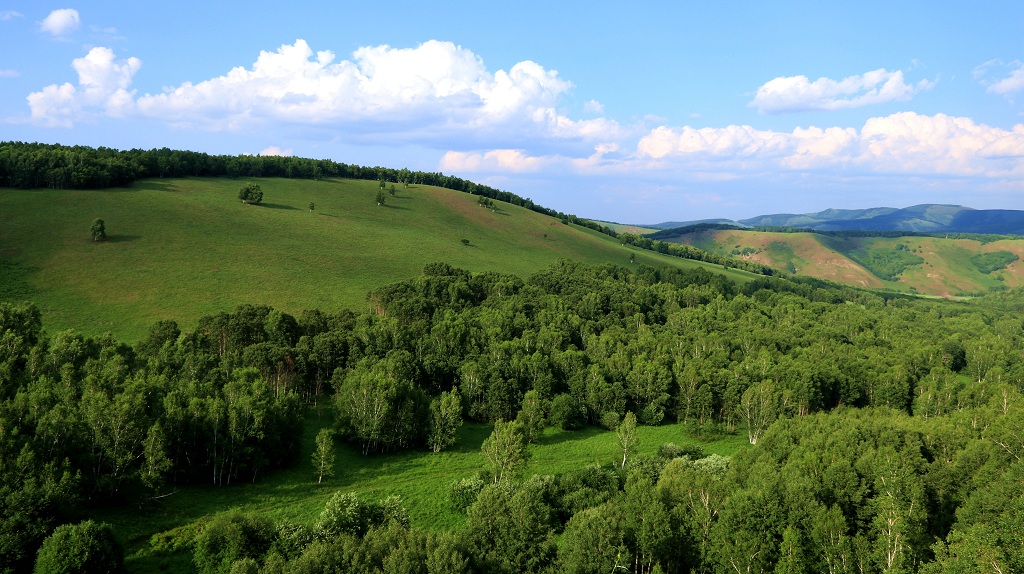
[640,205,1024,235]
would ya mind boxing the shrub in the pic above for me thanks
[449,475,486,512]
[548,393,586,430]
[192,513,275,574]
[34,520,125,574]
[599,411,620,431]
[238,182,263,205]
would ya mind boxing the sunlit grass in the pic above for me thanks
[0,177,755,341]
[98,409,748,572]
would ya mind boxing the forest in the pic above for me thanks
[3,258,1023,572]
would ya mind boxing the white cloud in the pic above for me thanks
[133,39,580,138]
[441,149,548,173]
[27,47,140,126]
[29,39,627,147]
[583,99,604,114]
[443,112,1024,186]
[40,8,80,37]
[0,69,19,78]
[258,146,293,157]
[636,112,1024,178]
[975,60,1024,96]
[0,10,23,21]
[750,68,934,114]
[441,142,621,174]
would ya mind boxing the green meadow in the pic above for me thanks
[0,177,754,341]
[96,409,748,572]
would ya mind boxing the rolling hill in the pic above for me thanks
[658,226,1024,297]
[0,176,756,341]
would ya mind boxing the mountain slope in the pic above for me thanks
[0,177,755,340]
[660,227,1024,296]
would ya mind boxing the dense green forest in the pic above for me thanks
[3,259,1024,572]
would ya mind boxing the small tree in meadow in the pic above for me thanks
[312,428,335,484]
[429,389,463,453]
[90,218,106,242]
[616,411,638,469]
[308,202,315,212]
[238,182,263,205]
[481,420,529,483]
[375,189,386,206]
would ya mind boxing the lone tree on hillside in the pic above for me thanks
[91,218,106,242]
[616,411,638,469]
[312,428,335,484]
[309,202,315,212]
[375,189,386,206]
[481,420,529,483]
[238,182,263,205]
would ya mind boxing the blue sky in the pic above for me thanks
[3,2,1024,223]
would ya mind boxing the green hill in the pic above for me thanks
[0,177,754,340]
[658,227,1024,296]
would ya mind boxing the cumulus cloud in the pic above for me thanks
[440,142,622,174]
[1,10,23,21]
[441,149,549,173]
[258,146,293,156]
[443,113,1024,181]
[28,39,627,147]
[750,69,934,114]
[975,60,1024,96]
[27,47,140,126]
[635,112,1024,178]
[40,8,80,37]
[583,99,604,114]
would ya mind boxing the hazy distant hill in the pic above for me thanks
[644,205,1024,235]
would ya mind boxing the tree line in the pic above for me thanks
[4,259,1024,571]
[0,141,618,238]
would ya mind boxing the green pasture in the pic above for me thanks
[96,409,748,572]
[0,177,754,341]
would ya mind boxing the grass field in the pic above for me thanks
[94,408,749,572]
[0,177,756,341]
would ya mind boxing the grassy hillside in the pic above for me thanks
[0,177,754,340]
[98,411,747,573]
[662,228,1024,296]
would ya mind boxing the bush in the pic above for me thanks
[34,520,125,574]
[315,492,370,540]
[449,475,486,513]
[548,393,586,430]
[90,218,106,242]
[657,443,704,460]
[599,411,620,431]
[238,182,263,205]
[193,513,275,574]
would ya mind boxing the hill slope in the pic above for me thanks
[662,227,1024,296]
[0,177,754,340]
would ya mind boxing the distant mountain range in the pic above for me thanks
[643,205,1024,235]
